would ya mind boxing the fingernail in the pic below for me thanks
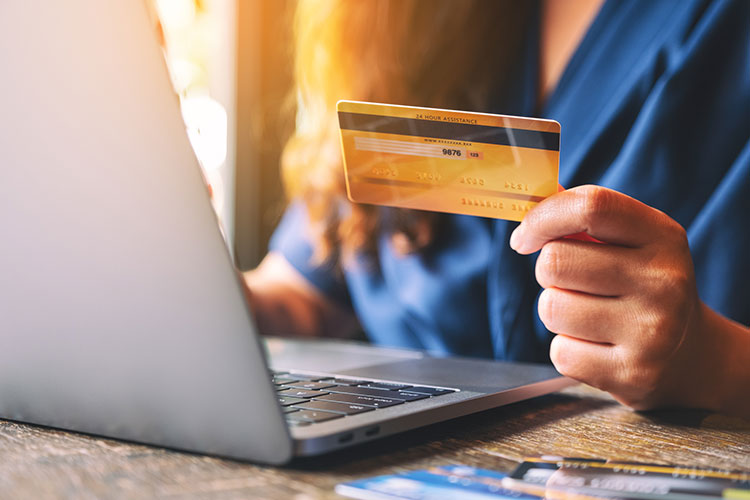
[509,225,522,252]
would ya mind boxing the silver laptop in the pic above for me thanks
[0,0,572,464]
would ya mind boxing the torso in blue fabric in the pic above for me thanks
[270,0,750,361]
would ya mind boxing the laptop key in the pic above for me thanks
[315,392,404,408]
[272,377,299,386]
[326,385,415,399]
[287,373,329,381]
[283,407,300,414]
[297,400,374,415]
[278,395,308,406]
[361,382,413,391]
[319,378,366,386]
[402,386,455,396]
[393,391,430,402]
[286,410,344,423]
[278,389,329,399]
[285,381,337,391]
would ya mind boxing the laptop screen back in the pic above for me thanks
[0,0,291,464]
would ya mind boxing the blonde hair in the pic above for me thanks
[282,0,531,261]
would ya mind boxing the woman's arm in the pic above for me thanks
[242,252,359,338]
[510,185,750,418]
[697,304,750,417]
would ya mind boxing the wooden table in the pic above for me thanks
[1,385,748,499]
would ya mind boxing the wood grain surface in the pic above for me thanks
[1,385,748,499]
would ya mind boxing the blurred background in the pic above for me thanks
[152,0,295,270]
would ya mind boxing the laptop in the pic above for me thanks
[0,0,573,464]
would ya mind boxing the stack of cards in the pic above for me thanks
[502,456,750,500]
[336,458,750,500]
[335,465,538,500]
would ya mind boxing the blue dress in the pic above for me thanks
[270,0,750,362]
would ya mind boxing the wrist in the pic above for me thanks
[690,302,750,417]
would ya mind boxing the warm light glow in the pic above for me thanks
[181,95,227,172]
[152,0,231,219]
[155,0,196,32]
[168,58,201,95]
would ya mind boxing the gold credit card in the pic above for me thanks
[337,100,560,221]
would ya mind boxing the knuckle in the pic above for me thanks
[657,218,693,269]
[537,289,562,333]
[613,339,672,398]
[665,266,694,298]
[671,220,688,244]
[536,243,565,288]
[645,269,695,340]
[630,302,679,359]
[618,359,663,398]
[659,214,689,244]
[577,185,612,228]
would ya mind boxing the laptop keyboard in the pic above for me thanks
[271,371,457,426]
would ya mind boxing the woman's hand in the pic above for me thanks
[243,252,358,338]
[510,185,750,415]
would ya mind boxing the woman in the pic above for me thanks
[245,0,750,417]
